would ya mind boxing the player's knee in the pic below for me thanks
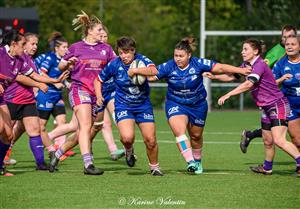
[93,124,103,132]
[0,136,10,144]
[102,122,112,131]
[120,135,134,145]
[79,122,92,130]
[263,135,273,146]
[190,134,202,142]
[144,137,157,150]
[2,130,13,143]
[39,124,46,132]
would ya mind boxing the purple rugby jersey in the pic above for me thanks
[0,46,33,105]
[245,56,284,107]
[4,53,36,104]
[63,40,116,95]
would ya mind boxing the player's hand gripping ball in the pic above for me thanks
[129,59,146,85]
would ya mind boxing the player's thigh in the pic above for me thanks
[23,116,41,135]
[55,114,67,125]
[117,119,136,141]
[106,99,115,115]
[103,109,112,127]
[74,104,93,129]
[288,118,300,141]
[0,104,13,141]
[168,114,189,136]
[138,122,156,142]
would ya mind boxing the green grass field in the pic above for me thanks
[1,110,299,209]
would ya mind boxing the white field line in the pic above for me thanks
[113,130,241,135]
[8,168,244,175]
[93,138,263,145]
[106,130,264,145]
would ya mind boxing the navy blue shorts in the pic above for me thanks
[115,100,154,124]
[165,99,208,127]
[36,90,65,111]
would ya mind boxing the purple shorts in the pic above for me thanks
[261,97,290,125]
[69,87,97,117]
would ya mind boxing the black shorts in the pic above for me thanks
[38,106,66,120]
[6,102,39,120]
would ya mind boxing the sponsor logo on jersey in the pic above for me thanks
[143,113,154,120]
[128,86,140,95]
[78,91,91,103]
[101,50,107,56]
[106,77,114,83]
[289,110,293,118]
[261,112,267,119]
[168,106,179,115]
[195,119,205,125]
[189,68,195,74]
[270,110,277,117]
[58,99,65,104]
[203,59,211,66]
[284,66,291,71]
[13,68,19,75]
[117,110,128,119]
[46,102,54,108]
[296,87,300,96]
[143,57,151,63]
[191,75,197,81]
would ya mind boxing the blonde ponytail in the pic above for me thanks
[72,10,102,37]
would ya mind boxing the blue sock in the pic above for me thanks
[0,140,10,168]
[29,135,45,165]
[295,156,300,167]
[263,160,273,171]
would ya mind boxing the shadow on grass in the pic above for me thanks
[244,161,294,166]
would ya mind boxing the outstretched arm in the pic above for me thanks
[212,63,251,76]
[29,71,69,84]
[218,80,253,105]
[203,72,237,82]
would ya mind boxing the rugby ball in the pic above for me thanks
[129,59,146,85]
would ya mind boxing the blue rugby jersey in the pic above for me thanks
[99,53,155,106]
[34,53,46,70]
[156,57,216,105]
[39,51,63,92]
[102,76,116,96]
[273,55,300,97]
